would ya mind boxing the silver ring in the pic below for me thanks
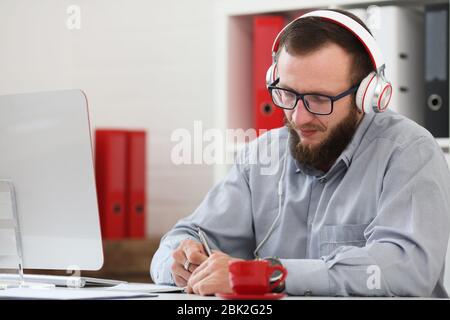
[183,260,191,271]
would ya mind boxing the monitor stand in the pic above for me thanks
[0,180,54,289]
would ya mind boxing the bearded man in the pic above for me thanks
[151,9,450,298]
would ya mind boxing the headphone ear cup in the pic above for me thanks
[376,82,392,112]
[355,71,377,113]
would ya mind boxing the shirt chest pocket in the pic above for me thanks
[319,224,368,257]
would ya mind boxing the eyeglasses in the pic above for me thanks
[268,78,359,115]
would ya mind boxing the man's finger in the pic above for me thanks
[172,248,187,264]
[173,274,187,288]
[171,262,192,281]
[187,263,199,273]
[182,259,200,274]
[190,257,209,278]
[185,283,194,294]
[192,274,217,296]
[188,260,211,288]
[185,245,208,265]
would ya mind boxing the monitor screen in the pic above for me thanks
[0,90,103,271]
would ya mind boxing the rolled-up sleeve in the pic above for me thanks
[150,145,256,285]
[282,136,450,297]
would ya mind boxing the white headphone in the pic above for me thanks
[266,10,393,113]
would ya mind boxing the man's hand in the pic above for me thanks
[171,239,208,288]
[186,251,242,296]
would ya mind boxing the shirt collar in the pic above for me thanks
[293,112,376,176]
[339,112,375,167]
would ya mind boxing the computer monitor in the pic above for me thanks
[0,90,103,271]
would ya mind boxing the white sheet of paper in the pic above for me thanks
[0,287,157,300]
[107,283,185,293]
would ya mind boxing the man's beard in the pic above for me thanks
[286,107,359,171]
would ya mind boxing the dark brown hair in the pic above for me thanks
[276,9,374,86]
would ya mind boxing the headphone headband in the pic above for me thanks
[271,10,385,70]
[267,9,392,114]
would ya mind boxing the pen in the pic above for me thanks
[183,228,211,294]
[197,227,212,257]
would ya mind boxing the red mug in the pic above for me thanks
[228,260,287,295]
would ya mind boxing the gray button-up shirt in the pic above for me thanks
[151,110,450,297]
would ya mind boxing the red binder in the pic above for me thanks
[125,131,146,238]
[95,130,127,239]
[253,16,285,134]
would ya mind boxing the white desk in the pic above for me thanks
[0,286,445,300]
[131,293,440,300]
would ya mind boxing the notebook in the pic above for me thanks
[106,283,185,293]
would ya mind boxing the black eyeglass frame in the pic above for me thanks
[268,78,360,115]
